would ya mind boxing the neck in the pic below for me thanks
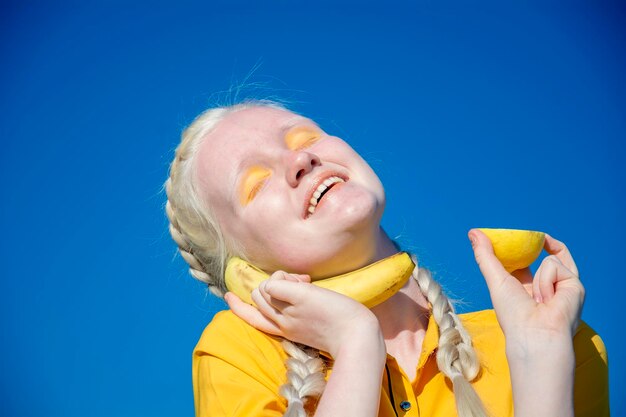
[371,230,431,341]
[371,227,401,263]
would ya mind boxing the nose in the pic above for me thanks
[285,151,321,187]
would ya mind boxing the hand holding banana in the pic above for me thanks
[225,268,386,358]
[225,252,415,309]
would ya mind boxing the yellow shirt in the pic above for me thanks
[193,309,609,417]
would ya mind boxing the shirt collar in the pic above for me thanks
[416,312,439,369]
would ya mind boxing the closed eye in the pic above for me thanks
[240,166,271,206]
[248,178,268,201]
[285,126,323,150]
[293,133,321,150]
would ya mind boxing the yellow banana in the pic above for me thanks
[478,228,545,272]
[225,252,415,309]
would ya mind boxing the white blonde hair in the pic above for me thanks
[165,101,488,417]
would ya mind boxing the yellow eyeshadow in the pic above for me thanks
[284,126,322,150]
[239,166,271,205]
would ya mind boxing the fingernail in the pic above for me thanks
[468,233,477,248]
[534,294,543,304]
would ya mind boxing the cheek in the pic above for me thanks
[325,147,385,199]
[235,209,321,272]
[321,139,380,176]
[234,202,296,255]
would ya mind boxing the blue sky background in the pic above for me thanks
[1,1,624,415]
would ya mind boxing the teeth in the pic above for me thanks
[306,176,345,217]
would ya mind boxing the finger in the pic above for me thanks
[268,271,292,281]
[268,271,311,283]
[469,229,532,312]
[535,255,581,304]
[258,280,292,311]
[262,279,309,304]
[468,229,513,294]
[251,286,285,317]
[534,256,559,303]
[225,292,282,335]
[552,277,586,334]
[543,234,579,277]
[531,256,565,303]
[533,252,579,304]
[539,257,585,332]
[532,260,545,303]
[290,274,311,283]
[282,274,300,282]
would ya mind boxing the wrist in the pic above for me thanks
[506,331,575,417]
[505,327,574,363]
[332,314,386,364]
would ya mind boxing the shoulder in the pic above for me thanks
[457,309,503,342]
[571,321,610,416]
[458,308,499,326]
[194,309,259,350]
[194,310,287,365]
[456,309,608,364]
[456,310,608,358]
[192,311,290,416]
[457,309,507,369]
[456,310,608,375]
[573,320,608,364]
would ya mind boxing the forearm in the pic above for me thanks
[313,322,387,417]
[506,330,576,417]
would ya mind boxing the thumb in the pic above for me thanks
[269,271,311,283]
[468,229,511,297]
[289,273,312,283]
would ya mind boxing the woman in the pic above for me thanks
[165,101,609,417]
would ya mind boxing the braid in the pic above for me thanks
[164,129,227,295]
[412,259,489,417]
[165,177,225,297]
[280,340,327,417]
[164,105,253,295]
[164,101,288,295]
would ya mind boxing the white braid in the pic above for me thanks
[412,258,489,417]
[280,340,327,417]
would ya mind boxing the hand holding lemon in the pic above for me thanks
[469,228,585,417]
[469,227,584,336]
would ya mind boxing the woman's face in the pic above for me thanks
[194,106,386,278]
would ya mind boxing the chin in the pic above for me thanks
[333,191,384,233]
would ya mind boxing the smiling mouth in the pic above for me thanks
[305,176,345,218]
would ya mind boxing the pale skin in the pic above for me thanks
[195,106,584,417]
